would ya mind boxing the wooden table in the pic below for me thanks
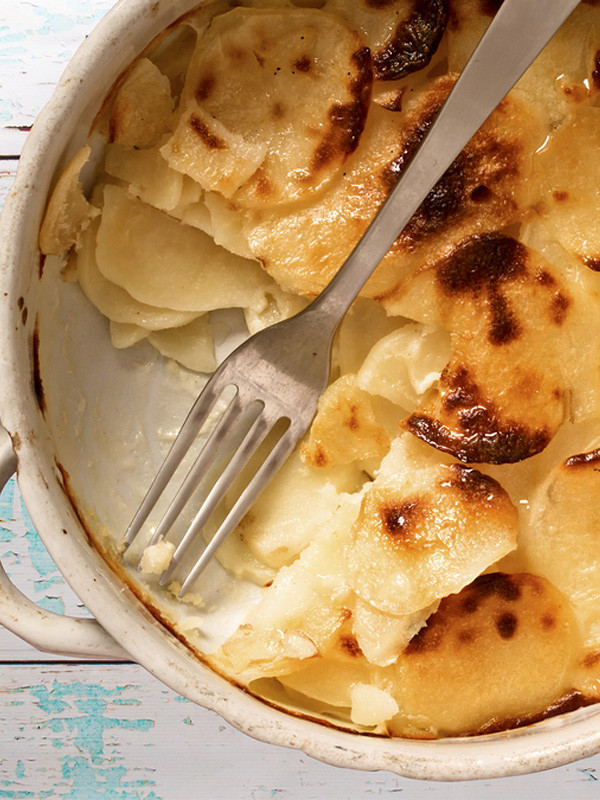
[2,2,600,796]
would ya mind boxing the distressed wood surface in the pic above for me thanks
[4,0,600,796]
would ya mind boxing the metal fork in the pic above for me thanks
[124,0,579,596]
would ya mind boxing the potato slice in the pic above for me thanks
[213,502,359,680]
[385,233,600,463]
[164,6,371,206]
[522,447,600,652]
[109,58,173,148]
[242,76,541,297]
[104,144,183,211]
[336,298,401,375]
[109,321,149,348]
[391,573,579,737]
[533,107,600,271]
[148,315,216,373]
[95,184,278,313]
[236,450,347,569]
[301,374,390,469]
[39,146,99,255]
[345,436,518,616]
[352,595,436,668]
[162,103,268,199]
[448,1,600,128]
[357,323,451,412]
[326,0,447,81]
[76,219,200,330]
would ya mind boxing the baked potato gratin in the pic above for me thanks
[39,0,600,738]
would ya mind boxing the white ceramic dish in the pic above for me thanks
[2,0,600,780]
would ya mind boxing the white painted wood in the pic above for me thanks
[0,476,97,660]
[2,663,600,799]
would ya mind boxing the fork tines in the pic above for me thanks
[123,368,296,596]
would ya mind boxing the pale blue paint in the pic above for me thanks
[7,680,158,799]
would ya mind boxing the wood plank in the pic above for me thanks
[1,662,600,799]
[0,0,114,137]
[0,476,94,661]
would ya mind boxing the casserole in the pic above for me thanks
[3,0,600,779]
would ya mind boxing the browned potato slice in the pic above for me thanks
[39,146,98,255]
[449,1,600,128]
[391,573,579,737]
[301,374,390,468]
[533,107,600,271]
[95,184,280,313]
[163,6,371,206]
[327,0,448,80]
[109,58,174,148]
[242,76,541,297]
[522,447,600,654]
[345,436,518,615]
[385,234,600,464]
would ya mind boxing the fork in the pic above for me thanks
[124,0,580,596]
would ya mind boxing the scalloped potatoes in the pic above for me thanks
[39,0,600,738]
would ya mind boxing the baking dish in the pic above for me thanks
[2,0,600,780]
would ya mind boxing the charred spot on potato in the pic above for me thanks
[380,499,423,538]
[195,74,216,102]
[379,89,405,112]
[552,189,569,202]
[470,184,492,202]
[372,0,448,81]
[405,621,444,654]
[440,464,501,504]
[272,101,286,119]
[345,404,360,431]
[564,448,600,469]
[472,572,522,602]
[310,49,372,174]
[382,91,523,246]
[479,0,504,15]
[339,634,363,657]
[294,55,313,72]
[582,651,600,669]
[540,613,557,631]
[405,410,552,464]
[255,171,274,199]
[435,235,527,345]
[580,255,600,272]
[496,611,518,639]
[536,269,556,287]
[189,114,227,149]
[550,292,571,325]
[437,234,527,294]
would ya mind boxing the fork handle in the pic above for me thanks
[312,0,580,324]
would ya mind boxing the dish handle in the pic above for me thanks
[0,427,129,660]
